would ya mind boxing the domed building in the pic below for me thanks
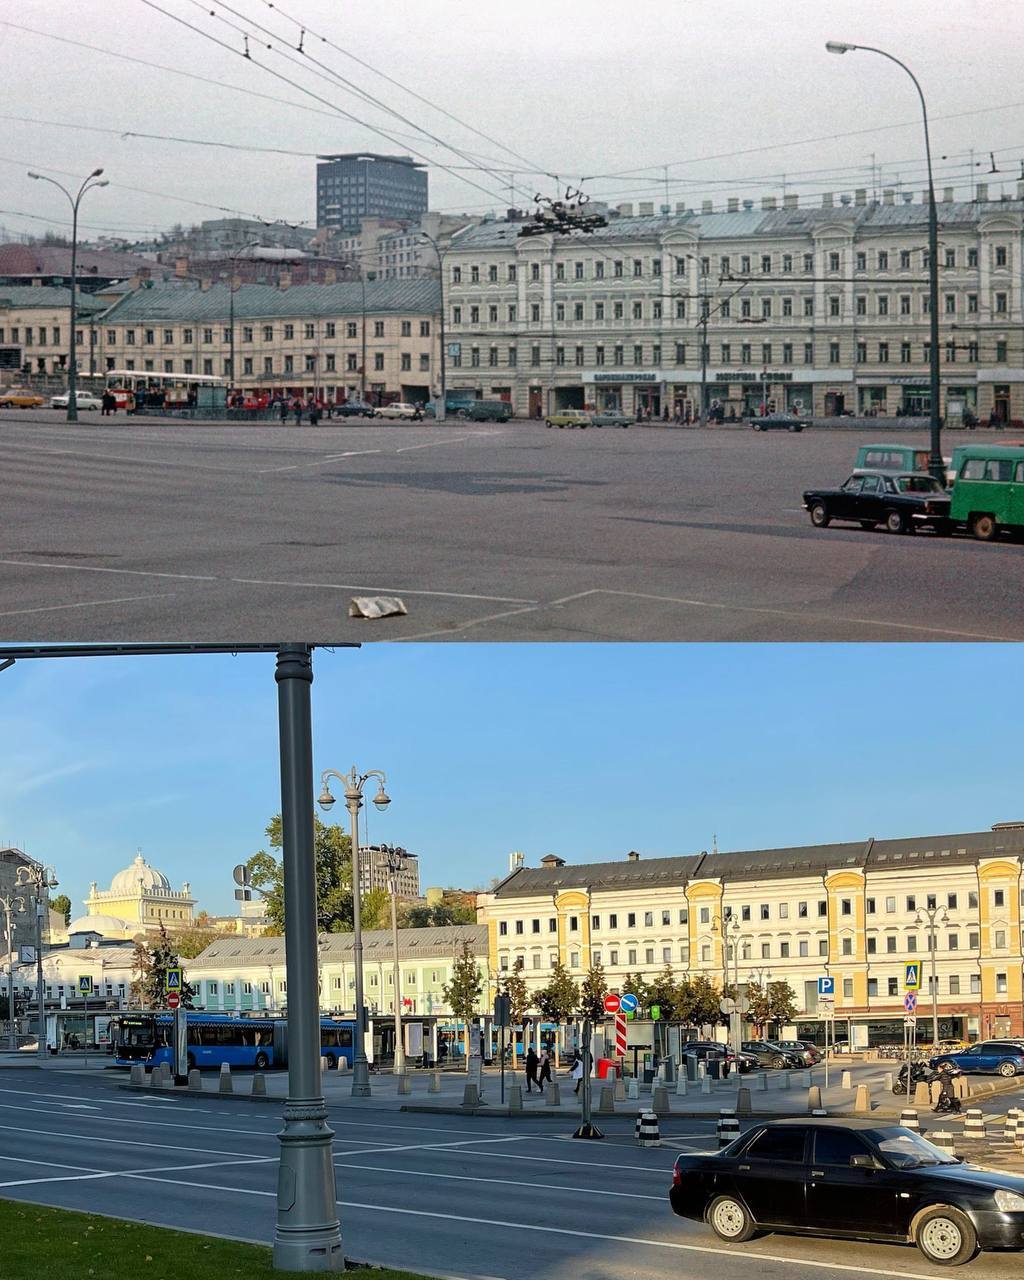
[76,850,195,940]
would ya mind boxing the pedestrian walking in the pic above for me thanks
[278,397,288,424]
[571,1052,585,1095]
[101,389,116,416]
[293,398,303,425]
[538,1048,552,1087]
[525,1046,539,1093]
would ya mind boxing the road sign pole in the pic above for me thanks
[174,1004,187,1084]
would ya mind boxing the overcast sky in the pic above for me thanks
[2,0,1023,243]
[0,643,1019,920]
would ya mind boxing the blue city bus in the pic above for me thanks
[111,1012,356,1071]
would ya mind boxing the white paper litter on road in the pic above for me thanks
[349,596,408,619]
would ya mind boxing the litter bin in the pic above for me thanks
[596,1057,619,1079]
[707,1057,724,1080]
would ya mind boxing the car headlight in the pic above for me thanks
[994,1189,1024,1212]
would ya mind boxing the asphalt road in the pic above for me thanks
[0,1067,1022,1280]
[0,413,1021,642]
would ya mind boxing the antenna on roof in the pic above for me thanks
[712,833,718,855]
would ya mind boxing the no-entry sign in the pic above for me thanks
[603,993,621,1014]
[167,991,181,1010]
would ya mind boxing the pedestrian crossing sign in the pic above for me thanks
[904,963,921,991]
[165,967,182,993]
[78,975,93,997]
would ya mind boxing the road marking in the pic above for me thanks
[333,1136,530,1157]
[0,1155,274,1190]
[328,1161,663,1201]
[336,1140,670,1175]
[0,1097,281,1139]
[255,449,382,474]
[0,593,175,619]
[0,440,244,473]
[0,1120,267,1158]
[394,432,500,454]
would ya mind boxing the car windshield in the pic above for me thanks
[873,1128,958,1168]
[896,475,942,493]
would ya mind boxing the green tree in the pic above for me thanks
[745,981,772,1034]
[360,887,392,933]
[577,961,607,1022]
[442,939,483,1067]
[683,974,722,1031]
[49,894,72,926]
[498,958,530,1068]
[246,813,353,934]
[130,925,196,1009]
[173,927,218,960]
[647,964,683,1021]
[534,961,577,1067]
[400,904,433,928]
[621,972,652,1015]
[766,980,797,1034]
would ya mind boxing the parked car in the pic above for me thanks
[49,391,102,410]
[775,1039,823,1065]
[376,401,420,420]
[545,409,591,429]
[855,442,933,474]
[681,1041,755,1074]
[590,409,633,428]
[931,1041,1024,1078]
[454,400,513,422]
[334,401,377,417]
[803,470,951,534]
[740,1041,803,1069]
[0,387,46,408]
[947,444,1024,541]
[670,1117,1024,1265]
[750,414,803,432]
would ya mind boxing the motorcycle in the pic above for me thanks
[893,1060,937,1095]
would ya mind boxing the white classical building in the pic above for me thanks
[71,850,195,940]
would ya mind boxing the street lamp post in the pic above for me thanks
[916,904,948,1047]
[420,233,447,422]
[318,767,391,1097]
[27,168,108,423]
[711,911,746,1056]
[826,42,943,481]
[380,844,407,1072]
[0,888,22,1052]
[14,862,58,1058]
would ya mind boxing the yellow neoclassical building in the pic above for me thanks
[70,851,196,940]
[476,822,1024,1045]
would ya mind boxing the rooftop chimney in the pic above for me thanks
[902,192,914,204]
[783,193,798,209]
[742,199,754,211]
[976,182,988,202]
[854,188,867,206]
[702,199,713,214]
[727,197,739,213]
[638,201,654,216]
[761,196,777,210]
[627,850,640,862]
[540,853,566,869]
[943,186,954,203]
[278,271,292,290]
[882,188,895,206]
[822,192,834,208]
[675,201,687,214]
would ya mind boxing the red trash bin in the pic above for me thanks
[596,1057,619,1079]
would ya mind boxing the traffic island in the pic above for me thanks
[0,1199,432,1280]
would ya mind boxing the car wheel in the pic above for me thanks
[707,1195,758,1243]
[914,1206,977,1266]
[859,521,878,530]
[997,1060,1017,1077]
[809,502,830,528]
[971,513,998,542]
[545,420,553,428]
[771,1055,786,1069]
[885,508,907,534]
[788,423,798,432]
[254,1051,269,1070]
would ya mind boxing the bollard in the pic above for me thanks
[218,1062,233,1094]
[900,1107,920,1132]
[783,1070,792,1091]
[508,1084,523,1112]
[696,1062,706,1081]
[675,1071,687,1097]
[1002,1109,1019,1141]
[651,1084,669,1116]
[635,1110,661,1147]
[187,1067,201,1089]
[736,1086,752,1116]
[700,1074,712,1095]
[397,1073,412,1096]
[931,1129,956,1156]
[596,1084,615,1115]
[336,1057,349,1072]
[806,1085,822,1113]
[129,1063,145,1086]
[320,1055,330,1074]
[627,1078,639,1101]
[161,1065,175,1089]
[251,1071,267,1097]
[954,1075,968,1099]
[841,1070,852,1090]
[717,1109,740,1147]
[913,1080,931,1107]
[614,1076,626,1102]
[962,1109,986,1142]
[429,1070,441,1094]
[462,1081,480,1108]
[756,1071,768,1091]
[545,1081,561,1106]
[1013,1111,1024,1148]
[854,1084,871,1114]
[149,1063,163,1088]
[884,1072,893,1092]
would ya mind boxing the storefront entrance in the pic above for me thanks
[528,387,544,419]
[858,386,887,416]
[635,389,661,418]
[824,391,847,416]
[993,385,1010,423]
[900,388,930,417]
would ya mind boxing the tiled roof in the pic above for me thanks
[0,243,157,277]
[100,278,441,324]
[188,922,484,968]
[492,826,1024,898]
[0,286,108,312]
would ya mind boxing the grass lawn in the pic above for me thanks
[1,1198,428,1280]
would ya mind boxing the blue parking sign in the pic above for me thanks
[817,976,835,997]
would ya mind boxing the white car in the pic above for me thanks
[376,401,420,420]
[50,391,102,410]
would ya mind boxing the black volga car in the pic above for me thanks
[670,1118,1024,1266]
[803,470,951,534]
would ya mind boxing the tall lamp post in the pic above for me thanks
[916,903,948,1047]
[419,232,448,422]
[14,862,58,1058]
[0,886,23,1052]
[711,910,746,1055]
[317,767,390,1096]
[380,844,407,1072]
[825,42,943,481]
[27,168,108,423]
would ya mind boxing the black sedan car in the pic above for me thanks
[740,1040,803,1069]
[803,470,951,535]
[334,400,377,417]
[750,414,804,432]
[670,1118,1024,1266]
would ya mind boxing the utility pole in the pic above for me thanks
[916,903,948,1047]
[13,863,58,1058]
[382,844,407,1073]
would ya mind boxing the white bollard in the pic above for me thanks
[251,1071,267,1097]
[900,1107,920,1132]
[597,1084,615,1114]
[841,1070,852,1090]
[675,1071,687,1096]
[700,1074,712,1095]
[627,1078,639,1100]
[218,1062,233,1094]
[962,1108,986,1142]
[462,1081,480,1108]
[614,1075,626,1101]
[757,1071,768,1090]
[187,1068,201,1089]
[545,1082,561,1106]
[130,1063,145,1085]
[651,1085,669,1116]
[508,1084,523,1112]
[884,1072,893,1091]
[320,1055,330,1074]
[336,1056,349,1072]
[397,1073,412,1096]
[429,1070,441,1093]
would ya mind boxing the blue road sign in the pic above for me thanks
[165,967,182,993]
[619,992,639,1014]
[904,963,921,990]
[904,992,918,1014]
[817,976,835,997]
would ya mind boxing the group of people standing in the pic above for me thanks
[270,394,329,425]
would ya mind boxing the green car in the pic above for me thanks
[948,444,1024,540]
[545,409,591,429]
[455,400,513,422]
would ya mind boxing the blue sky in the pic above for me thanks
[0,644,1016,920]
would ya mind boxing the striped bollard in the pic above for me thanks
[1014,1111,1024,1148]
[900,1107,920,1132]
[717,1109,740,1147]
[635,1110,661,1147]
[1002,1109,1019,1141]
[962,1109,986,1142]
[931,1129,956,1156]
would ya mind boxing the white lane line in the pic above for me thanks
[336,1141,670,1175]
[0,1121,266,1158]
[255,449,382,474]
[328,1161,662,1201]
[394,432,500,454]
[0,558,536,606]
[0,1155,274,1190]
[0,593,174,619]
[0,441,243,474]
[0,1100,281,1141]
[333,1136,530,1158]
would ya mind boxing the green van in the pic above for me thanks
[948,444,1024,540]
[854,443,931,473]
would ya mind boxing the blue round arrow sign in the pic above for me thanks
[619,992,639,1013]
